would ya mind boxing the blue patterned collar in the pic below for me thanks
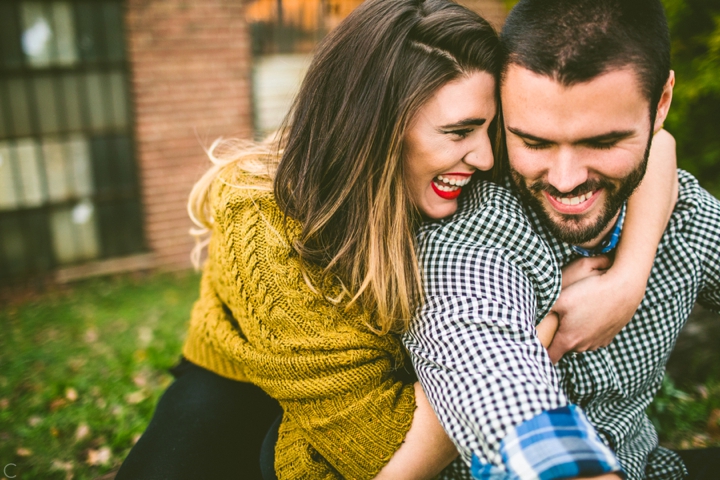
[571,205,626,257]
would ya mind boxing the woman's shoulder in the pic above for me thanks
[208,164,292,228]
[211,163,274,206]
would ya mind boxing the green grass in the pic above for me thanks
[0,271,200,479]
[0,271,718,479]
[648,376,720,450]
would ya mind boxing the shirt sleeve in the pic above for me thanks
[693,187,720,313]
[404,206,623,479]
[473,406,624,479]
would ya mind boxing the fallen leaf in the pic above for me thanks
[50,398,68,411]
[84,328,99,343]
[65,387,78,402]
[51,427,60,437]
[125,390,147,405]
[51,459,74,480]
[16,447,32,456]
[137,326,153,347]
[133,373,148,388]
[86,446,111,466]
[0,398,9,409]
[28,416,42,427]
[708,409,720,438]
[51,459,73,471]
[75,424,90,442]
[691,433,709,448]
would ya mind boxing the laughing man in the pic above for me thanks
[405,0,720,479]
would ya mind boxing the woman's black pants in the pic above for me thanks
[116,358,281,480]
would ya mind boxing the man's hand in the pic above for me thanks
[542,255,645,363]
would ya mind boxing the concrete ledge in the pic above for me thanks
[55,253,157,283]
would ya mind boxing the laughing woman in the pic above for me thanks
[117,0,677,479]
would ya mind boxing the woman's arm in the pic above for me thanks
[543,129,678,363]
[374,382,458,479]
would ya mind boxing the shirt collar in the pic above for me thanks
[571,205,626,257]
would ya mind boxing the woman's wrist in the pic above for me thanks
[604,263,647,308]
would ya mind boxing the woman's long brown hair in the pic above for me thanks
[192,0,501,334]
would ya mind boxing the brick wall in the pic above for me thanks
[125,0,252,270]
[122,0,505,273]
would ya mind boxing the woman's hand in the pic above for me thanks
[374,382,458,479]
[543,255,645,363]
[536,312,559,349]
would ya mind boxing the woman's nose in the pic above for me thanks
[464,134,494,171]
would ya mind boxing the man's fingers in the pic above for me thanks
[560,255,612,288]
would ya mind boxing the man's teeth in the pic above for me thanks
[436,175,471,187]
[553,191,595,205]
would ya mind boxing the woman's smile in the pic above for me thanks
[431,173,474,199]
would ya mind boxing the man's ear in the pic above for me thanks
[654,70,675,133]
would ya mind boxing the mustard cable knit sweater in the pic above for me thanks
[182,169,416,479]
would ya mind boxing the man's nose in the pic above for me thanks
[546,147,588,193]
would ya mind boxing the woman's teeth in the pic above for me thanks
[434,175,471,190]
[551,191,595,206]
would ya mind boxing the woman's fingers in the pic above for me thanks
[537,312,559,349]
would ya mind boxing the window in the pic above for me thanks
[0,1,143,282]
[247,0,363,136]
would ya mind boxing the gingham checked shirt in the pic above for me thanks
[405,170,720,479]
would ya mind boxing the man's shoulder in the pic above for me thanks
[417,180,561,317]
[417,180,547,260]
[673,170,720,234]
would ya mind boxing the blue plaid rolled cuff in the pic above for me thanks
[471,405,624,480]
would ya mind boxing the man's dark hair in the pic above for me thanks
[500,0,671,118]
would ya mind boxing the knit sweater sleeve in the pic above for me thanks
[186,178,416,479]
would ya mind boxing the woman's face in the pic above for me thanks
[404,71,496,219]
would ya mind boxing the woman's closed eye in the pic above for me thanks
[445,128,474,140]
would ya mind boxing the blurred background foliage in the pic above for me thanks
[664,0,720,195]
[504,0,720,196]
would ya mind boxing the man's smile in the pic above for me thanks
[544,189,602,215]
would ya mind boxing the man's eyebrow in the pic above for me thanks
[507,126,636,144]
[506,126,548,143]
[439,118,487,130]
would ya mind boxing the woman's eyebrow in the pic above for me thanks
[439,118,487,129]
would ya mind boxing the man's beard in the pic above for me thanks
[510,139,651,245]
